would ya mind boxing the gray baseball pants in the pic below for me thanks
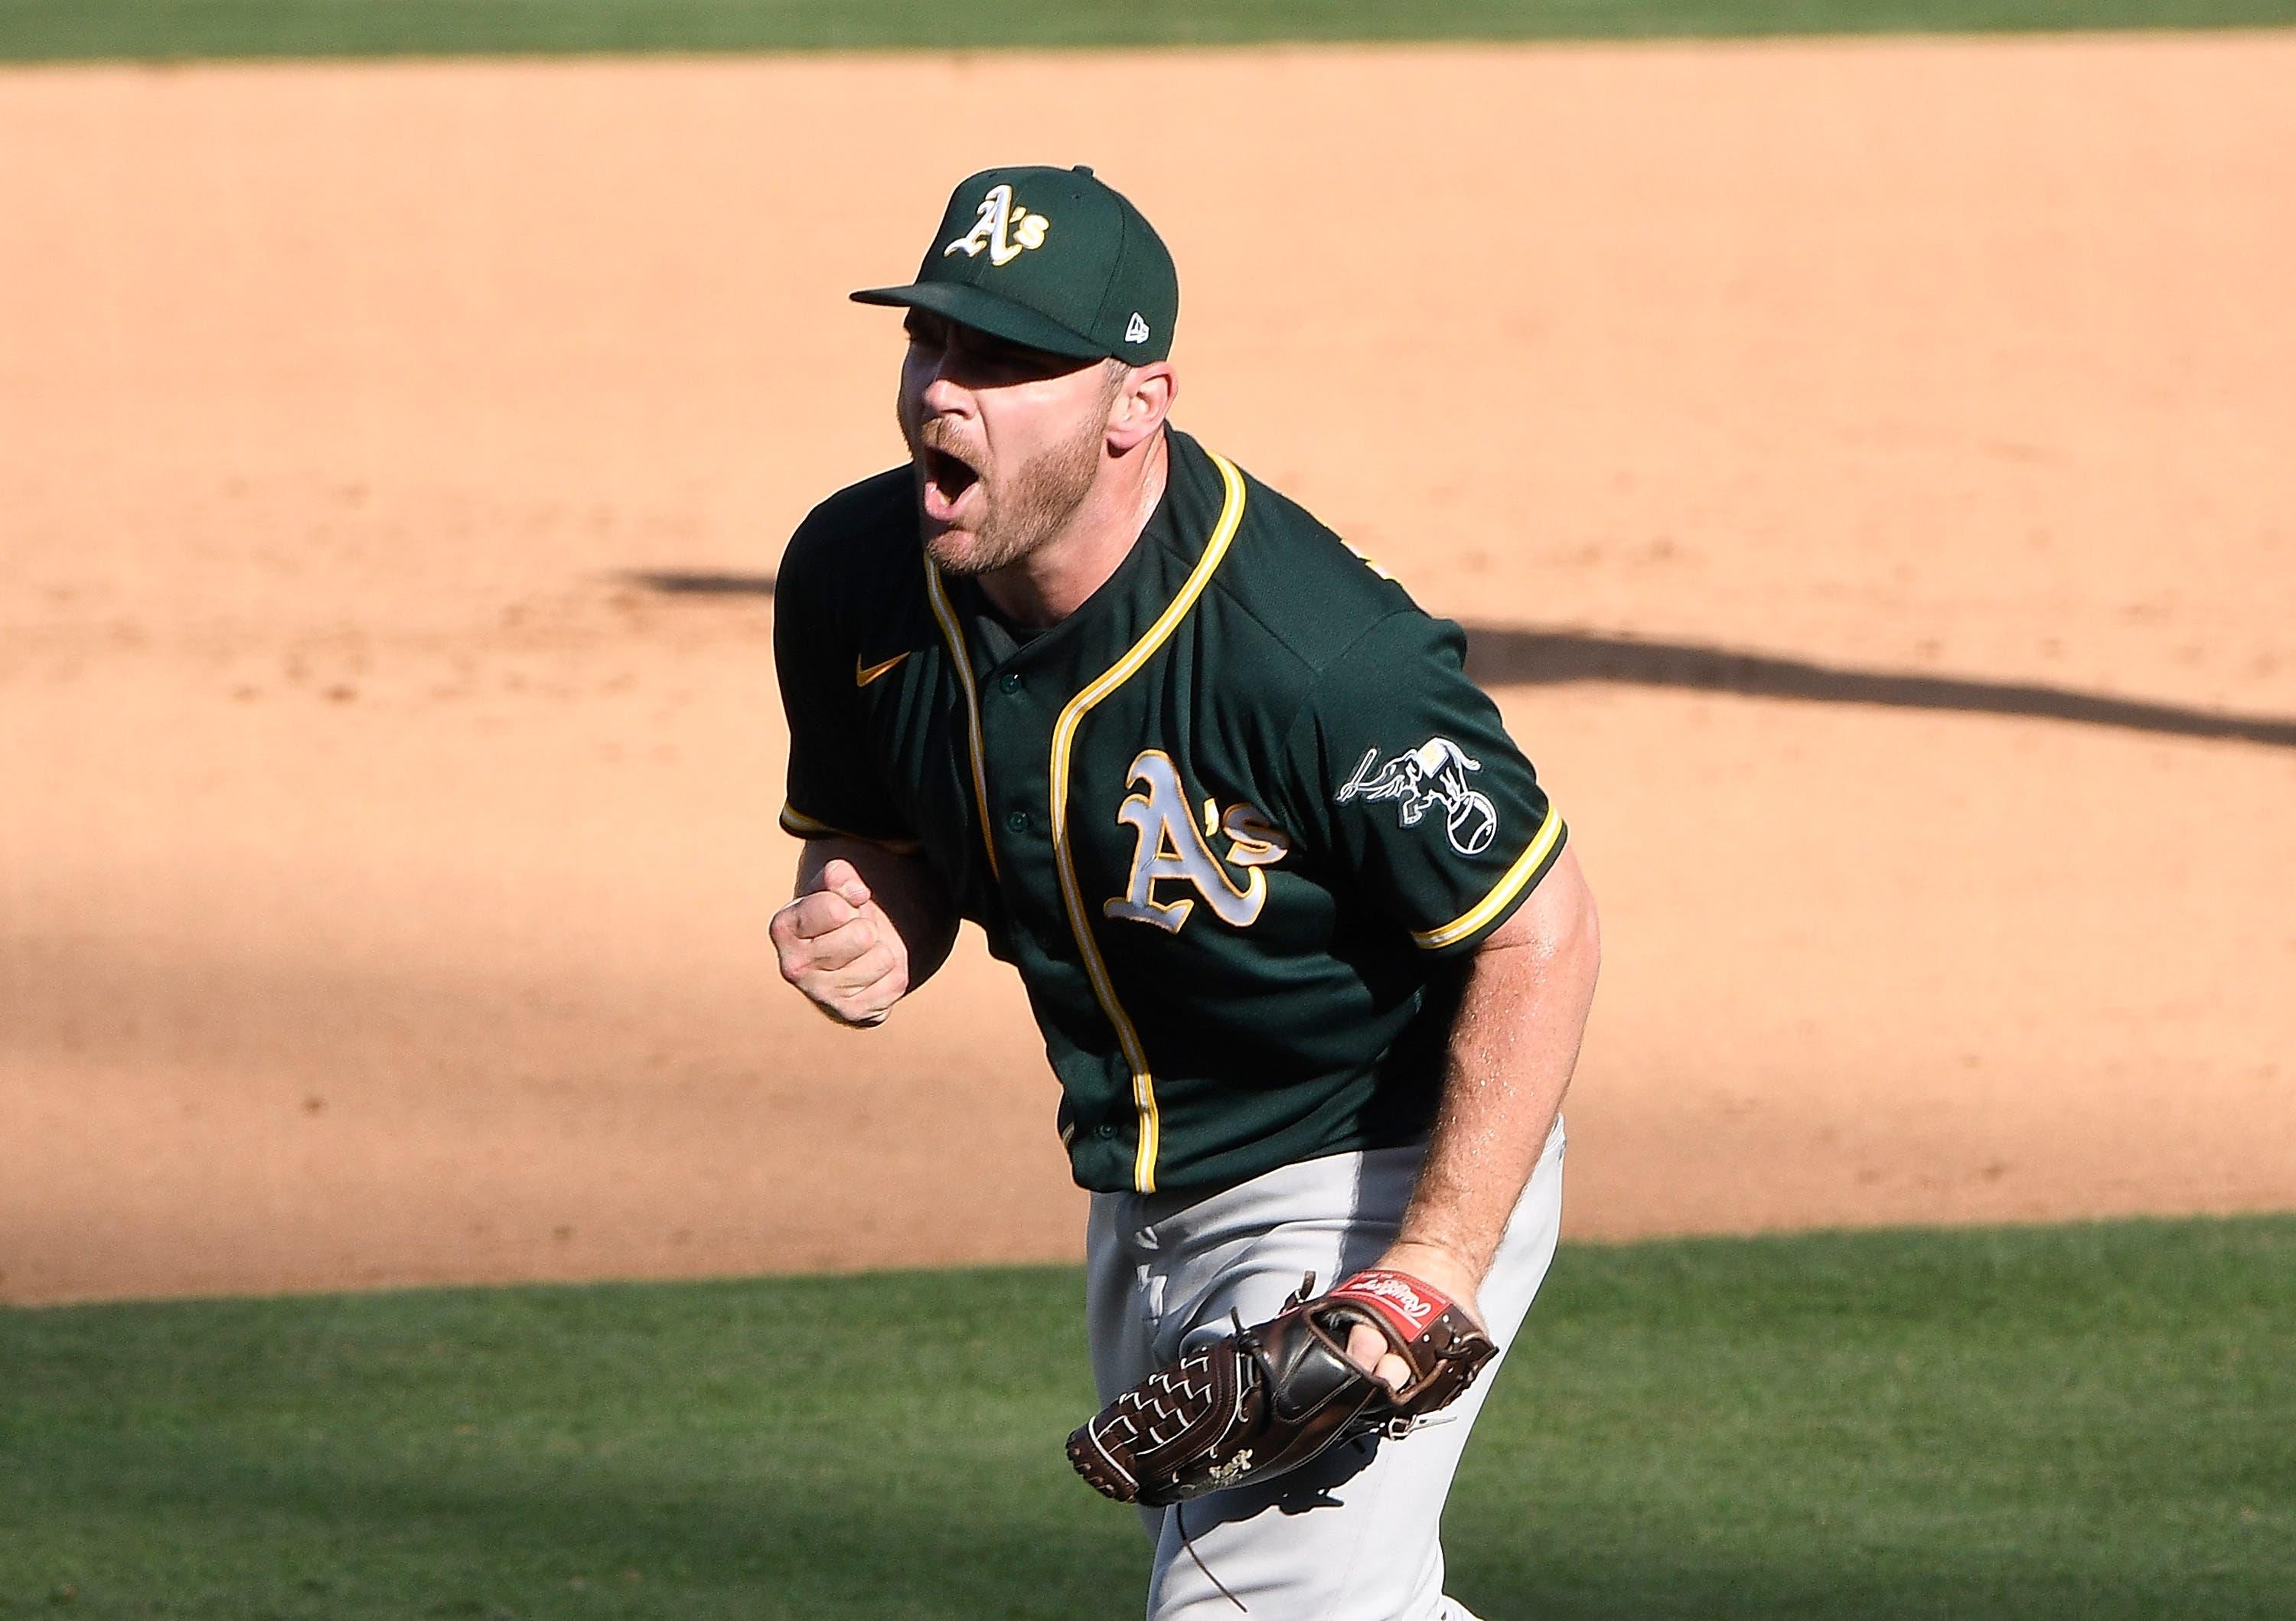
[1084,1119,1567,1621]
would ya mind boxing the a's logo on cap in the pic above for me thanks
[944,184,1049,268]
[1124,312,1150,345]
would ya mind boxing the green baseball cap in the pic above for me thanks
[852,165,1179,364]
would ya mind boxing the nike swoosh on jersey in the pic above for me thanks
[855,651,912,687]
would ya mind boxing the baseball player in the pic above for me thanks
[769,165,1600,1620]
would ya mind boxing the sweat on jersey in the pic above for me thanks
[774,429,1567,1195]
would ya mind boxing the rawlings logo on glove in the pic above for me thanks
[1329,1271,1438,1332]
[1066,1269,1497,1507]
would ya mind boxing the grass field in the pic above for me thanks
[5,1217,2292,1619]
[5,0,2295,62]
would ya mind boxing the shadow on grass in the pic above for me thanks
[45,1455,1142,1618]
[40,1429,2289,1621]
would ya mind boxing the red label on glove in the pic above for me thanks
[1327,1270,1450,1341]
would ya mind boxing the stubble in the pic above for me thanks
[912,365,1125,577]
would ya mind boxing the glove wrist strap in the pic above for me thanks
[1323,1268,1457,1344]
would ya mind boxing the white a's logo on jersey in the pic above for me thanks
[1104,752,1290,934]
[943,184,1050,267]
[1337,735,1499,856]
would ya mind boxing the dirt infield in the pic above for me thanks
[4,34,2292,1305]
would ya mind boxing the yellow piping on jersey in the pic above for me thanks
[1051,450,1248,1194]
[922,563,1001,882]
[1412,805,1565,950]
[778,802,923,855]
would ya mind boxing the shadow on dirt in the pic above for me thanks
[621,571,2296,749]
[624,569,781,597]
[1456,625,2296,749]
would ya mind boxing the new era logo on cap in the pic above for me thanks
[1125,312,1151,345]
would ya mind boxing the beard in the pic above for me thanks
[908,406,1107,578]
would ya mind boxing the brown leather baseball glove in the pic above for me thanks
[1066,1268,1497,1506]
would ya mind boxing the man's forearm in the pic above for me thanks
[1390,847,1600,1295]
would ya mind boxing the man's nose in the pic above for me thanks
[916,364,973,419]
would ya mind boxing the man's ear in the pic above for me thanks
[1107,362,1177,453]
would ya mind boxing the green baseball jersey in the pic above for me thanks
[775,429,1567,1195]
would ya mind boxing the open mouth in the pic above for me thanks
[920,445,980,520]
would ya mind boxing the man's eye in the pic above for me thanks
[986,346,1058,376]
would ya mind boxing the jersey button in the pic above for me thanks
[998,670,1024,695]
[1005,809,1031,833]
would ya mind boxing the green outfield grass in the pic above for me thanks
[4,1217,2293,1619]
[4,0,2294,63]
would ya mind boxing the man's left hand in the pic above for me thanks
[1342,1241,1486,1392]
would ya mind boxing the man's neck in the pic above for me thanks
[977,430,1170,631]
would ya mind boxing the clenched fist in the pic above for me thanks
[769,856,911,1026]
